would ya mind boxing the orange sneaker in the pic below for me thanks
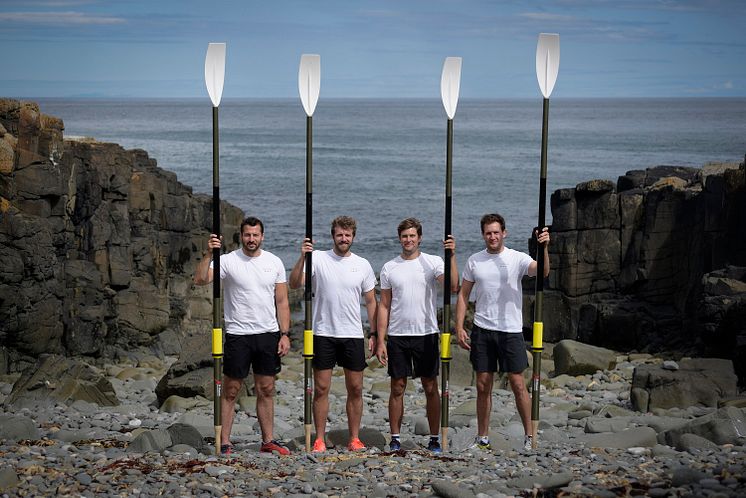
[312,438,326,453]
[260,439,291,456]
[347,437,366,451]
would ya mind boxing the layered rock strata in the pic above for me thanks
[0,99,243,374]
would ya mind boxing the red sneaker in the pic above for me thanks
[347,437,366,451]
[312,438,327,453]
[260,440,291,456]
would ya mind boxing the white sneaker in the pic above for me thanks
[523,435,533,451]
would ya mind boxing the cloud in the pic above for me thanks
[518,12,577,22]
[0,11,125,26]
[19,0,97,6]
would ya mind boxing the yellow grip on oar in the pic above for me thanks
[532,322,543,348]
[440,332,451,360]
[303,330,314,356]
[212,328,223,356]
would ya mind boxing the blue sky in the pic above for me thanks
[0,0,743,98]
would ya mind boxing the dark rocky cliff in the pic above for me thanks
[2,99,744,384]
[531,161,746,382]
[0,99,243,373]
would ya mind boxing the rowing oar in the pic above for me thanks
[439,56,462,453]
[531,33,560,450]
[298,54,320,453]
[204,42,226,456]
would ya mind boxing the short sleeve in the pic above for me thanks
[379,264,391,290]
[433,255,445,279]
[462,256,476,283]
[275,256,287,284]
[362,261,377,293]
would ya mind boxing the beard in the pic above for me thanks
[243,240,262,254]
[334,240,352,254]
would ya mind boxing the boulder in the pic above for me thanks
[0,467,19,492]
[166,422,205,451]
[659,405,746,446]
[0,414,40,441]
[508,472,574,492]
[5,354,118,408]
[631,358,738,412]
[431,479,476,498]
[553,340,617,375]
[575,426,658,449]
[127,428,173,453]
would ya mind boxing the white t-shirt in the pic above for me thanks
[380,252,443,336]
[211,249,286,335]
[311,249,377,338]
[462,247,532,333]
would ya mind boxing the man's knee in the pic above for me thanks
[476,373,494,395]
[390,378,407,397]
[421,377,438,396]
[222,377,243,401]
[508,373,528,395]
[254,376,275,399]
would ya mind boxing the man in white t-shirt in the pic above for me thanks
[375,218,458,454]
[289,216,378,453]
[195,216,291,456]
[455,213,550,452]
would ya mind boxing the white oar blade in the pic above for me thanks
[536,33,560,98]
[298,54,321,117]
[440,56,462,119]
[205,43,226,107]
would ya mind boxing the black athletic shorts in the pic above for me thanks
[469,325,528,373]
[223,332,281,379]
[387,334,439,379]
[312,336,366,372]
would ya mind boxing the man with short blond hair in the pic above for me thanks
[289,215,378,453]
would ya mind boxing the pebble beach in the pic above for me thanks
[0,348,744,498]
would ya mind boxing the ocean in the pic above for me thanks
[37,98,746,273]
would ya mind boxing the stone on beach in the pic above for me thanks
[6,355,119,408]
[631,358,739,412]
[553,340,617,375]
[0,414,39,440]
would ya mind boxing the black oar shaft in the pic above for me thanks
[303,114,314,451]
[305,115,313,326]
[531,97,550,447]
[211,105,223,455]
[212,106,221,313]
[441,118,454,450]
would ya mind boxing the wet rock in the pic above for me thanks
[660,405,746,446]
[0,414,39,440]
[553,340,617,375]
[632,359,738,412]
[576,426,658,449]
[6,355,118,408]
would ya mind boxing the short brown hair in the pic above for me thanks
[331,215,357,236]
[397,217,422,237]
[480,213,506,233]
[241,216,264,234]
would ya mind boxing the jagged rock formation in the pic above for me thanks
[0,99,243,374]
[534,161,746,383]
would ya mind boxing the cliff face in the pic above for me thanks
[2,99,744,384]
[536,161,746,381]
[0,99,243,373]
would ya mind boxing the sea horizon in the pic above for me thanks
[30,97,746,273]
